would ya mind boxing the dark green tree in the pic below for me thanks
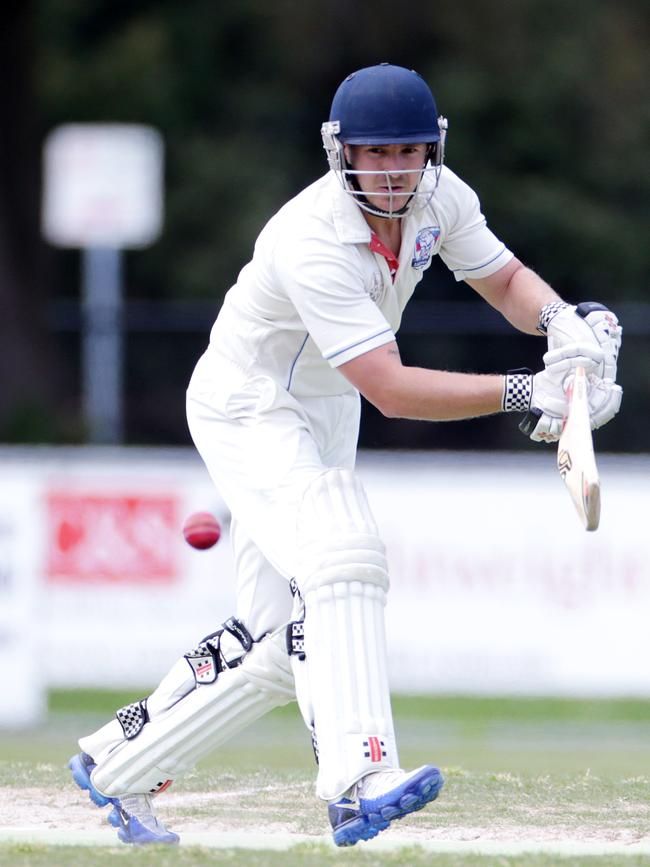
[0,0,646,444]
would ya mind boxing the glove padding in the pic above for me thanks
[587,378,623,430]
[542,301,622,382]
[524,343,604,442]
[540,342,622,431]
[525,376,623,442]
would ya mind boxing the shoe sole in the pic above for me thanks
[360,766,444,835]
[334,766,444,847]
[68,754,117,809]
[333,813,381,847]
[116,817,180,846]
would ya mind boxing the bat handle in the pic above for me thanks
[565,364,586,403]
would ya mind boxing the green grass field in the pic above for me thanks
[1,691,649,866]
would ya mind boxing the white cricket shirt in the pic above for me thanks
[207,167,513,397]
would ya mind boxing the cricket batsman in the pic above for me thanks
[69,63,622,846]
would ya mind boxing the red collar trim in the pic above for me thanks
[369,232,399,282]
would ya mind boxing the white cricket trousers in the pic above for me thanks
[186,348,361,639]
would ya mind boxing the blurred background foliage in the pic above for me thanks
[1,0,648,448]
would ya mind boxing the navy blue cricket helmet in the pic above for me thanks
[329,63,441,145]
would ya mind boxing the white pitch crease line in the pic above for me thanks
[1,828,650,855]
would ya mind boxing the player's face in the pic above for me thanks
[344,143,429,213]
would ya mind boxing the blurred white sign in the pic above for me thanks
[42,123,163,248]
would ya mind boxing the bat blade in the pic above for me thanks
[557,365,600,531]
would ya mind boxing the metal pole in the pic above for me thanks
[81,247,123,443]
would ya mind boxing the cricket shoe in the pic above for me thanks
[358,765,444,832]
[68,752,179,845]
[107,794,179,845]
[329,765,444,847]
[328,797,378,847]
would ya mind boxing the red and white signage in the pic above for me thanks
[45,492,179,583]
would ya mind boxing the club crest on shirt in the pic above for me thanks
[367,270,385,303]
[412,226,441,269]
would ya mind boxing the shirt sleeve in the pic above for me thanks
[437,170,514,281]
[274,236,395,368]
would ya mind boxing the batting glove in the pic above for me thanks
[538,300,622,382]
[587,378,623,430]
[503,343,605,443]
[542,344,622,431]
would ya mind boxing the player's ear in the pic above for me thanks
[343,143,354,165]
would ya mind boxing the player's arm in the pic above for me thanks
[466,258,623,384]
[339,342,504,420]
[464,257,560,335]
[339,339,615,441]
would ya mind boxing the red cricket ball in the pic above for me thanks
[182,511,221,550]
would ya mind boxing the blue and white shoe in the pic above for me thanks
[359,764,444,831]
[68,752,179,845]
[328,797,378,846]
[68,752,118,809]
[106,794,180,845]
[329,765,444,847]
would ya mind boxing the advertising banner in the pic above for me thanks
[0,448,648,704]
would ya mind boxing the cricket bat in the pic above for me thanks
[557,365,600,531]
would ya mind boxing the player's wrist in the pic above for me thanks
[538,301,621,384]
[536,300,571,335]
[502,368,533,413]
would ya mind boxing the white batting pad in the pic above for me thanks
[86,627,294,797]
[296,469,398,800]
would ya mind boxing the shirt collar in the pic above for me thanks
[327,172,373,244]
[369,233,399,281]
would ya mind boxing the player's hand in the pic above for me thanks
[539,342,604,399]
[539,301,622,382]
[587,378,622,430]
[520,343,604,443]
[542,343,622,431]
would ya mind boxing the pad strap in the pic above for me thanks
[116,699,149,740]
[286,620,305,660]
[184,617,253,685]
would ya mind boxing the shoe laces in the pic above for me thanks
[357,768,404,799]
